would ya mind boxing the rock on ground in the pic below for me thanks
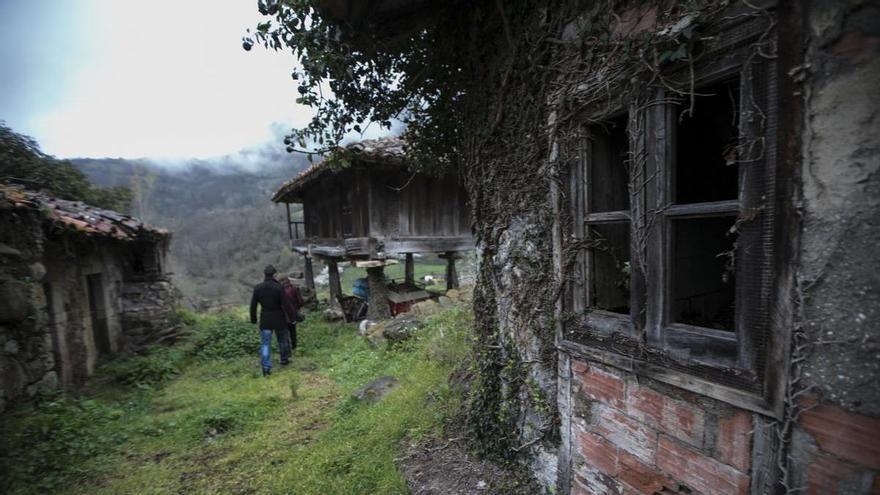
[352,375,399,404]
[382,313,424,343]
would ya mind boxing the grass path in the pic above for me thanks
[0,307,471,495]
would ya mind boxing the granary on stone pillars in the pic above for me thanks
[0,183,180,412]
[272,136,472,319]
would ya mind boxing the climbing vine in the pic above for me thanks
[249,0,777,460]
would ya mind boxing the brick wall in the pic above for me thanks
[564,356,880,494]
[568,358,753,495]
[795,398,880,494]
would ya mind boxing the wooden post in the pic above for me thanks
[303,255,315,292]
[443,251,460,291]
[404,253,414,285]
[327,259,342,309]
[366,266,391,320]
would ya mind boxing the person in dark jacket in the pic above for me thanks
[281,272,305,353]
[249,265,290,376]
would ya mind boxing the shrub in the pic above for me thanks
[99,346,183,388]
[0,394,128,494]
[191,314,261,359]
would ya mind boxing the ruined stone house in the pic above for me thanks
[0,183,179,412]
[307,1,880,493]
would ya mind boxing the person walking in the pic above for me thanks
[249,265,290,376]
[281,272,305,356]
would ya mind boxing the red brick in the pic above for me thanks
[657,436,750,495]
[626,384,706,447]
[573,360,626,409]
[618,450,675,495]
[715,410,753,472]
[801,403,880,469]
[575,471,622,495]
[807,453,859,495]
[596,406,658,463]
[576,428,619,476]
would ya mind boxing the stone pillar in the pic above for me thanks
[303,255,315,292]
[404,253,414,285]
[442,251,460,291]
[366,266,391,320]
[327,259,342,309]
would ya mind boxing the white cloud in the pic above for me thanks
[30,0,313,159]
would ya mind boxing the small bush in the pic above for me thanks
[99,346,183,388]
[0,394,128,494]
[191,314,261,359]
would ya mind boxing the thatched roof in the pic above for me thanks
[272,136,406,203]
[0,183,169,241]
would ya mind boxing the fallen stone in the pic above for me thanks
[411,299,440,317]
[323,307,345,321]
[445,289,461,301]
[352,375,399,404]
[436,296,454,308]
[382,313,424,343]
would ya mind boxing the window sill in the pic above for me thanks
[558,337,779,418]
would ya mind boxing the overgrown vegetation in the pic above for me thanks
[0,306,472,494]
[0,122,132,211]
[246,0,774,460]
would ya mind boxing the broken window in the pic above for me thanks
[567,29,779,392]
[583,115,631,316]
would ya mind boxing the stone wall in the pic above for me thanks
[0,207,55,412]
[120,280,180,353]
[787,0,880,491]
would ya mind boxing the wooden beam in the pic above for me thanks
[383,236,474,254]
[352,259,398,268]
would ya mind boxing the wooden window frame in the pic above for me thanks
[563,14,780,413]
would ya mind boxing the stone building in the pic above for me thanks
[305,1,880,493]
[0,184,179,412]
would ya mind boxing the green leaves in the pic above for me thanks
[0,122,133,212]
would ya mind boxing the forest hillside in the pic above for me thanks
[72,152,308,308]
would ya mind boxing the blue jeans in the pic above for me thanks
[260,329,273,372]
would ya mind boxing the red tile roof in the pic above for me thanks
[272,136,406,203]
[0,183,169,241]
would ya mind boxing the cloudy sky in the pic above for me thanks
[0,0,381,161]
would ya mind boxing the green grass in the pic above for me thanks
[0,306,472,495]
[315,260,449,301]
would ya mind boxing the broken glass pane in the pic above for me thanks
[588,114,629,212]
[587,222,631,314]
[675,79,740,204]
[671,216,737,331]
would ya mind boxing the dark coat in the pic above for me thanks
[281,280,304,323]
[250,276,286,331]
